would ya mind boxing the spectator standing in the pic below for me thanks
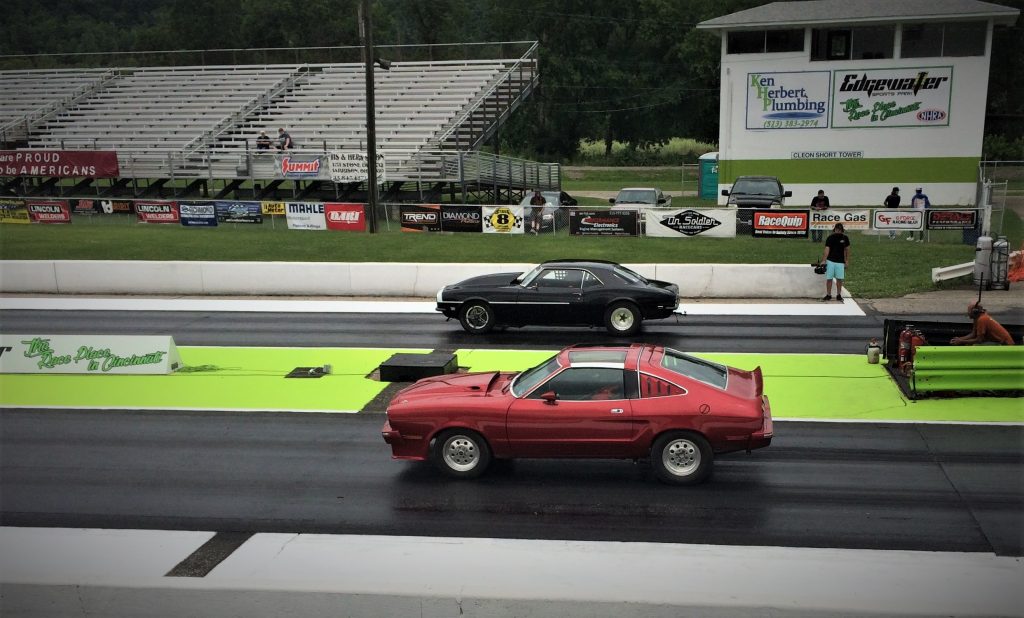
[819,222,850,302]
[884,187,900,239]
[256,131,272,150]
[277,127,295,150]
[809,189,830,242]
[529,189,546,235]
[908,187,930,241]
[950,302,1016,345]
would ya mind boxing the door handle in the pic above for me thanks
[610,408,624,414]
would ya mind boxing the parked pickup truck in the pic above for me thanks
[721,176,791,208]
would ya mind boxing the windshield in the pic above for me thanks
[731,179,781,196]
[518,264,546,286]
[614,189,657,204]
[661,348,728,389]
[510,354,562,397]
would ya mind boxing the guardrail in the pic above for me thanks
[913,346,1023,394]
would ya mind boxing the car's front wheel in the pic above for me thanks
[651,432,713,485]
[459,301,496,334]
[604,301,641,336]
[431,429,492,479]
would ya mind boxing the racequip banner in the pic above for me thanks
[135,201,179,224]
[569,209,639,236]
[285,202,327,230]
[215,201,263,224]
[0,199,30,224]
[752,209,809,238]
[927,209,977,230]
[646,209,737,238]
[809,209,870,230]
[26,200,71,224]
[0,150,120,177]
[325,203,366,232]
[401,204,441,232]
[873,209,923,231]
[440,205,482,233]
[482,205,524,234]
[179,201,218,227]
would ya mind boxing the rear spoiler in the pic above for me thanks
[753,366,764,397]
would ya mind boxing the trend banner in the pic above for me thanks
[285,202,327,230]
[179,201,218,227]
[482,205,524,234]
[0,334,182,375]
[135,201,179,224]
[26,200,71,224]
[646,209,737,238]
[569,209,639,236]
[440,205,482,233]
[832,67,952,128]
[752,209,809,238]
[325,203,366,232]
[810,209,870,230]
[0,199,30,224]
[873,209,923,231]
[0,150,120,177]
[927,209,977,230]
[401,204,441,232]
[216,201,262,224]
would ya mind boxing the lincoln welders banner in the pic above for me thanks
[26,200,71,224]
[482,205,524,234]
[927,209,977,230]
[569,209,639,236]
[441,205,482,233]
[285,202,327,230]
[646,209,737,238]
[215,201,263,224]
[0,199,30,224]
[135,201,179,224]
[751,209,809,238]
[401,204,441,232]
[179,201,218,227]
[0,150,120,178]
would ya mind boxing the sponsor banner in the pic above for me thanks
[0,334,181,375]
[135,200,179,224]
[440,205,482,233]
[285,202,327,230]
[179,201,218,227]
[325,202,366,232]
[0,198,30,224]
[747,71,831,130]
[873,209,924,231]
[215,201,262,224]
[483,205,525,234]
[647,209,737,238]
[752,209,809,238]
[401,204,441,232]
[73,199,100,215]
[275,155,328,180]
[99,200,133,214]
[927,209,977,230]
[261,201,286,216]
[328,151,386,184]
[569,209,639,236]
[0,150,120,178]
[810,209,870,230]
[26,199,71,224]
[833,67,952,128]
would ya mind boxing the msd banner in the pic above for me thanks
[873,209,923,231]
[276,155,328,180]
[26,200,71,224]
[325,203,366,232]
[927,209,977,230]
[0,150,120,177]
[752,210,809,238]
[136,201,179,224]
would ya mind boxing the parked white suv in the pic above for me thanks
[609,187,670,209]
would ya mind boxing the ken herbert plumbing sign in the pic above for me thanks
[0,335,182,374]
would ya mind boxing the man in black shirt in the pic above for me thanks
[809,189,830,242]
[883,187,900,239]
[819,222,850,302]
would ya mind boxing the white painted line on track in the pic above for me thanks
[0,296,866,316]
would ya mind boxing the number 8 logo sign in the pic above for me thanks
[483,206,524,234]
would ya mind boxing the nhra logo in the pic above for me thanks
[402,211,438,224]
[917,109,947,122]
[329,210,361,223]
[658,210,721,236]
[280,157,321,177]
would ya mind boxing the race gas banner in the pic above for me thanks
[275,155,328,180]
[0,150,120,177]
[329,151,386,184]
[325,203,366,232]
[810,209,870,230]
[832,67,952,128]
[873,209,924,231]
[752,209,809,238]
[285,202,327,230]
[179,201,218,227]
[0,199,30,224]
[135,201,179,224]
[569,209,638,236]
[401,204,441,232]
[646,209,737,238]
[261,201,286,216]
[746,71,830,130]
[440,205,482,233]
[0,334,182,375]
[927,209,977,230]
[26,200,71,224]
[215,201,262,224]
[482,205,524,234]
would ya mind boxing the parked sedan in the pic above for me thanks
[436,260,679,336]
[381,343,773,484]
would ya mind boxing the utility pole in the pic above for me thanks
[359,0,378,233]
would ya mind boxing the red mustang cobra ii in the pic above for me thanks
[382,344,772,485]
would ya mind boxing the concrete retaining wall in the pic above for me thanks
[0,261,825,298]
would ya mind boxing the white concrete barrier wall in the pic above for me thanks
[0,261,826,298]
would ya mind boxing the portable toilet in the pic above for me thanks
[698,151,719,200]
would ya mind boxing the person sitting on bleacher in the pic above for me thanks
[276,128,295,150]
[256,131,272,150]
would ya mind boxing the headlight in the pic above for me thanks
[727,197,738,205]
[771,201,781,207]
[436,287,445,302]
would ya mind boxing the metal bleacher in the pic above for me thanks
[0,68,115,143]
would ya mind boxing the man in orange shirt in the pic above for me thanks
[950,302,1016,345]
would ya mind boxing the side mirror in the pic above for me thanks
[783,190,792,198]
[541,390,558,405]
[608,198,616,204]
[721,189,730,197]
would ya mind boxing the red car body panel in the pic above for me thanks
[382,344,772,462]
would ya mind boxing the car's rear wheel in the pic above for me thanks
[459,301,495,334]
[651,432,712,485]
[431,429,492,479]
[604,301,641,336]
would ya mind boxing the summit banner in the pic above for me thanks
[0,150,120,177]
[746,71,830,130]
[832,67,952,128]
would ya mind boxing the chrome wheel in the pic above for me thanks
[610,306,636,331]
[442,434,480,472]
[465,305,490,330]
[662,438,700,476]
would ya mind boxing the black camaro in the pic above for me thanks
[436,260,680,336]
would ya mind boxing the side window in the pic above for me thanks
[530,367,626,401]
[537,269,583,289]
[582,270,603,289]
[640,374,687,398]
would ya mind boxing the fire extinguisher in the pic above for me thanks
[910,329,928,364]
[898,324,914,367]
